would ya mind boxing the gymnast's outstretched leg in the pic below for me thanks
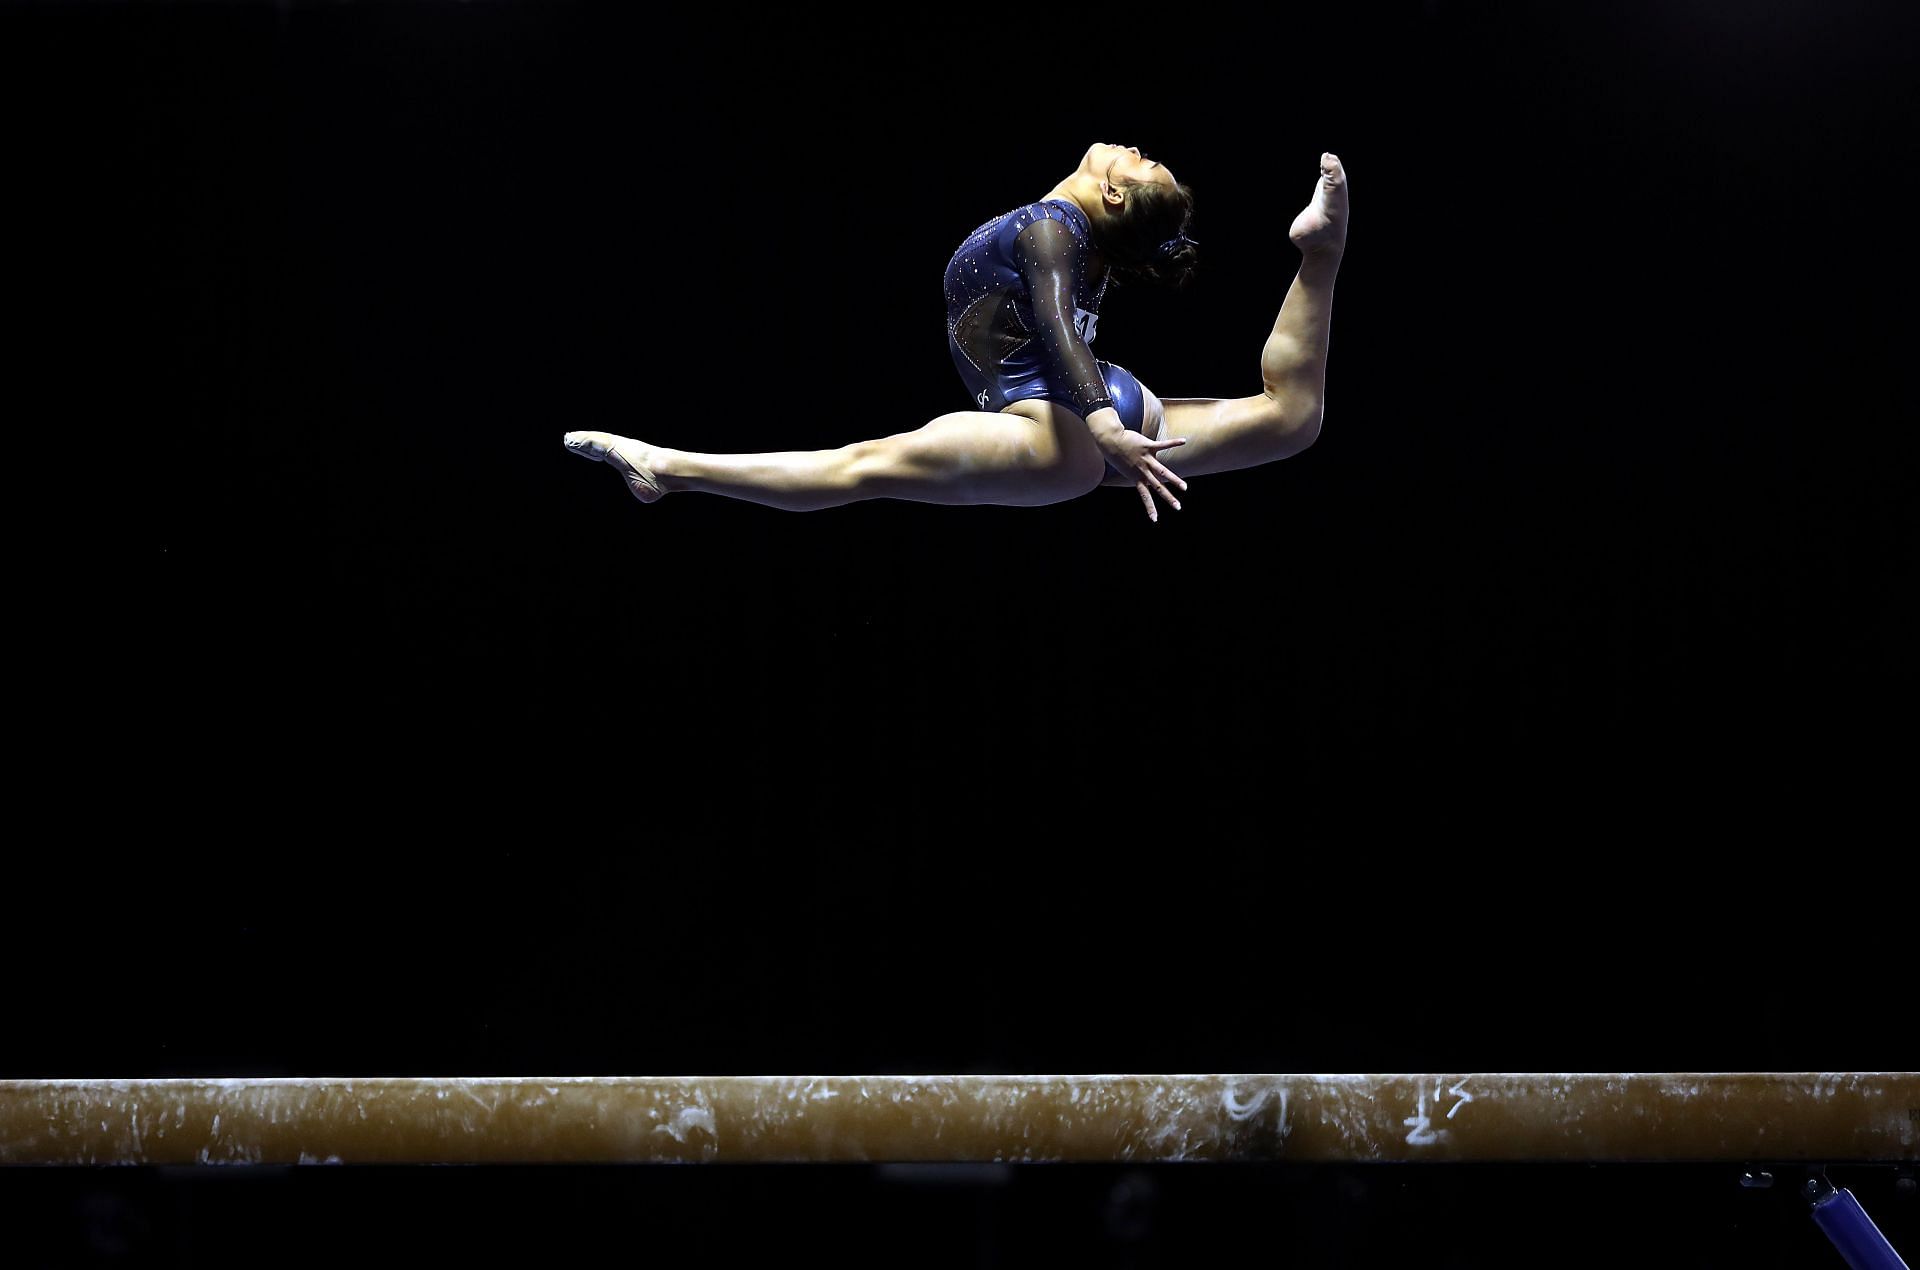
[1100,152,1349,486]
[563,398,1112,513]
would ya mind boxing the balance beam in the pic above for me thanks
[2,1073,1914,1166]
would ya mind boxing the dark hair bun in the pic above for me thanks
[1094,180,1198,291]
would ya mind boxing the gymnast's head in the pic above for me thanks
[1069,141,1198,290]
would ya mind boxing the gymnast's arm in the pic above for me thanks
[1014,217,1126,440]
[1016,216,1187,517]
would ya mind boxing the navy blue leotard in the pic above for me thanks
[944,198,1158,435]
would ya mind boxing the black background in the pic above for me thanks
[6,0,1915,1263]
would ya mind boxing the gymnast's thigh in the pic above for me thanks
[998,398,1107,495]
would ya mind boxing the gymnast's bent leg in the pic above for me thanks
[563,398,1107,513]
[1099,152,1348,486]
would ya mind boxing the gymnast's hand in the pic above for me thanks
[1088,413,1188,523]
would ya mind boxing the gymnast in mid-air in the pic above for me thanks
[565,145,1347,523]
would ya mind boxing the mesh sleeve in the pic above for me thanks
[1014,216,1114,420]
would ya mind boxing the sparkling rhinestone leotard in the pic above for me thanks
[943,198,1157,435]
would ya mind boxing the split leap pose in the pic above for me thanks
[565,145,1347,523]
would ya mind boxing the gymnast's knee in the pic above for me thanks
[1274,391,1324,450]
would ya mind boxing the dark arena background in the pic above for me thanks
[7,0,1916,1265]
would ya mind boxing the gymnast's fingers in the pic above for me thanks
[1140,465,1181,512]
[1149,459,1188,492]
[1136,481,1158,523]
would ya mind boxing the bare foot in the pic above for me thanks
[1287,153,1348,256]
[563,430,667,503]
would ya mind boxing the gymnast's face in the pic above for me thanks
[1083,142,1178,194]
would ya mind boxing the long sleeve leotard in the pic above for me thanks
[945,198,1155,430]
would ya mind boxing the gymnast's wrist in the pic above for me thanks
[1083,405,1125,440]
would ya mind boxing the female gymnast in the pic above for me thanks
[565,145,1347,523]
